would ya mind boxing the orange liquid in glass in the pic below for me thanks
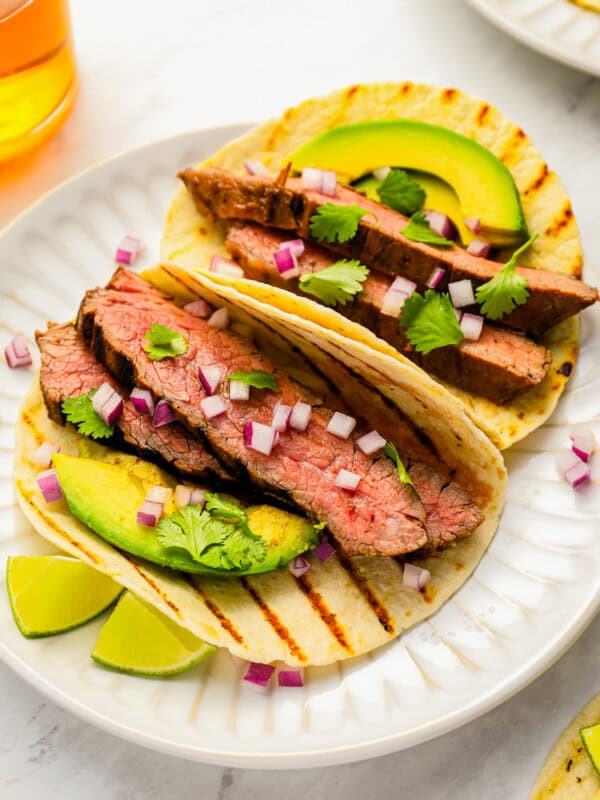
[0,0,76,162]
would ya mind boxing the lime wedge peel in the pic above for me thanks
[580,722,600,777]
[6,555,122,639]
[91,591,215,677]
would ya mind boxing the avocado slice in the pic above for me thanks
[53,453,318,576]
[581,722,600,776]
[353,170,475,246]
[290,120,528,247]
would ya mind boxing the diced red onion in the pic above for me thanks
[244,421,278,456]
[207,307,229,329]
[403,563,431,591]
[31,441,60,468]
[464,217,481,234]
[136,499,163,527]
[373,166,391,181]
[426,267,445,289]
[4,333,32,369]
[556,450,581,476]
[449,279,475,308]
[145,485,172,505]
[565,459,591,489]
[190,488,205,506]
[390,276,417,295]
[467,239,491,258]
[313,536,335,563]
[272,402,292,432]
[183,298,213,319]
[356,430,386,455]
[289,401,311,432]
[570,428,596,463]
[200,394,228,420]
[279,239,305,258]
[91,381,123,426]
[153,399,176,427]
[326,411,357,440]
[301,167,324,191]
[209,255,243,278]
[115,235,143,265]
[278,667,304,687]
[382,288,411,317]
[37,468,63,503]
[423,210,456,240]
[174,485,193,509]
[229,379,250,402]
[244,159,270,177]
[241,662,275,692]
[288,555,311,577]
[273,247,299,275]
[130,387,154,416]
[320,170,337,197]
[198,365,223,396]
[460,313,484,341]
[335,469,361,491]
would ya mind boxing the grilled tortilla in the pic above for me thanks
[161,82,585,449]
[15,267,505,666]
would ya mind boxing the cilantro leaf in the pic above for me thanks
[143,324,188,361]
[475,234,538,320]
[226,370,278,392]
[377,169,425,216]
[401,211,454,247]
[309,204,367,244]
[61,389,114,440]
[399,289,464,354]
[298,259,369,307]
[156,494,267,571]
[383,442,415,489]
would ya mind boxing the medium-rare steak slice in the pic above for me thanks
[226,223,552,404]
[179,167,598,336]
[37,323,233,484]
[78,268,483,556]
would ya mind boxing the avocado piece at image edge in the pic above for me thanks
[581,722,600,776]
[290,119,528,247]
[353,170,475,246]
[53,453,319,576]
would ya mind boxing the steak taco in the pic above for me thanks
[14,265,505,667]
[162,82,598,449]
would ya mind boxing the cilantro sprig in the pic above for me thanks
[298,259,369,307]
[383,442,415,489]
[143,324,188,361]
[62,389,114,440]
[309,204,368,244]
[377,169,425,216]
[156,493,266,571]
[226,370,278,392]
[399,289,464,354]
[475,234,538,320]
[401,211,454,247]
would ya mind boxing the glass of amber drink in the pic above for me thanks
[0,0,76,162]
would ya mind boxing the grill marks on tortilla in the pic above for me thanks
[124,557,183,619]
[294,574,353,653]
[240,577,307,662]
[334,551,395,633]
[185,577,246,646]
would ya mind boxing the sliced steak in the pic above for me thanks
[77,268,483,556]
[226,223,552,404]
[36,322,233,484]
[180,167,598,336]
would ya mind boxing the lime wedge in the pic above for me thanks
[581,722,600,776]
[6,555,122,638]
[91,591,214,677]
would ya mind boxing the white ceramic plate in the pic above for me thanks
[466,0,600,76]
[0,127,599,769]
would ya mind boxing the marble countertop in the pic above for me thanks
[1,0,599,796]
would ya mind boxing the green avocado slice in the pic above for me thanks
[53,453,318,576]
[290,120,528,247]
